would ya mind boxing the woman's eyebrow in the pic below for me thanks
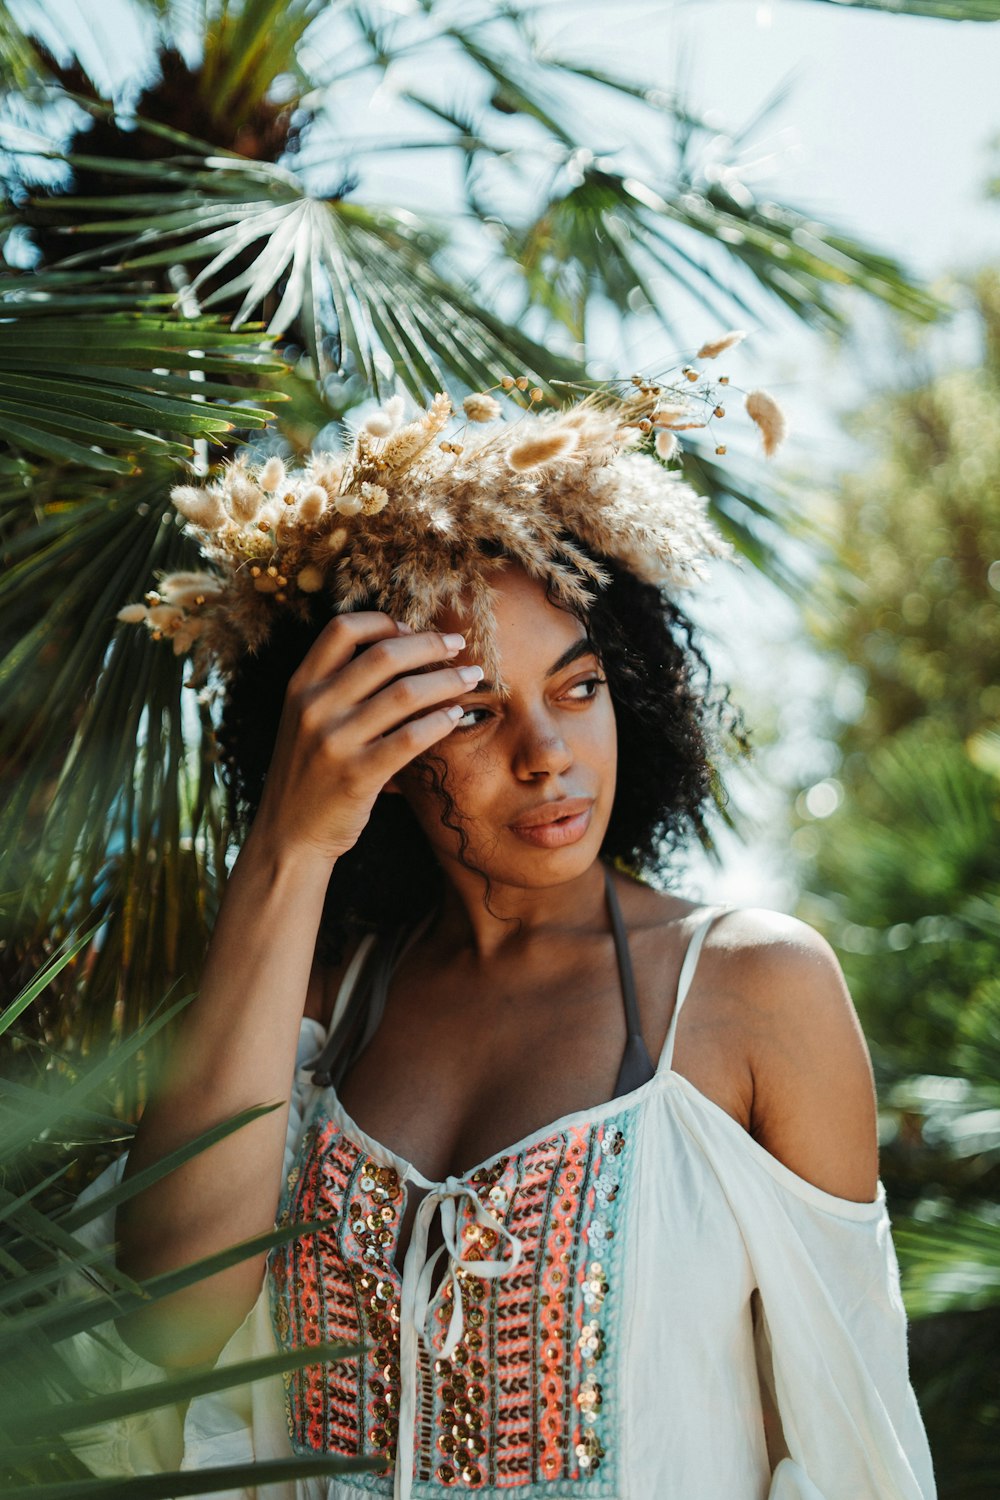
[470,635,597,693]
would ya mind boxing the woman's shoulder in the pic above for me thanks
[626,875,855,1001]
[688,904,881,1205]
[698,904,863,1038]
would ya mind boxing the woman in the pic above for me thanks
[70,380,935,1498]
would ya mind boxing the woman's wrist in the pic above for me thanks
[239,812,339,890]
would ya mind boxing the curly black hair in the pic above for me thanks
[215,536,751,966]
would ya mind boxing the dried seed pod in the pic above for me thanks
[171,485,228,531]
[507,428,579,471]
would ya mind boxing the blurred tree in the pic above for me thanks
[794,268,1000,1067]
[791,269,1000,1498]
[816,270,1000,750]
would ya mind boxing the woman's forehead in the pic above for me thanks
[432,563,582,635]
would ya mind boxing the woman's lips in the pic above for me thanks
[508,804,593,848]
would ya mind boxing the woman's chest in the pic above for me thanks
[330,928,751,1192]
[336,973,632,1192]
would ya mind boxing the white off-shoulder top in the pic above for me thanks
[62,907,936,1500]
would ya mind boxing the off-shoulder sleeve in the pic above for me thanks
[60,1020,327,1485]
[669,1075,937,1500]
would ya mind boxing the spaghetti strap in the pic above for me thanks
[353,910,435,1061]
[604,865,643,1042]
[656,905,732,1074]
[331,932,378,1037]
[309,911,434,1087]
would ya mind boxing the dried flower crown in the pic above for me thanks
[119,333,786,697]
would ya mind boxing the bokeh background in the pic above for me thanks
[1,1,998,1493]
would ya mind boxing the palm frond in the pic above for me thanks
[0,1458,375,1500]
[0,283,288,470]
[679,448,815,596]
[804,0,1000,17]
[0,961,372,1496]
[441,22,576,148]
[953,980,1000,1094]
[36,148,584,396]
[0,461,222,1045]
[199,0,324,120]
[895,1211,1000,1318]
[508,164,944,341]
[0,0,43,89]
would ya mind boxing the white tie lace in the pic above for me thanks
[393,1177,522,1500]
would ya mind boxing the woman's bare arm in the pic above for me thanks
[114,612,474,1366]
[115,827,338,1367]
[723,910,880,1203]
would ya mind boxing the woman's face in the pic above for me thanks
[384,564,617,887]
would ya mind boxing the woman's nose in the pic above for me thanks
[512,723,573,778]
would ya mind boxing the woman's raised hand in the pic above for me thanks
[251,612,481,865]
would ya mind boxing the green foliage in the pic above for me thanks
[794,268,1000,1497]
[39,149,580,398]
[0,948,368,1496]
[809,0,1000,14]
[799,727,999,1066]
[808,268,1000,748]
[794,272,1000,1064]
[2,0,997,1488]
[0,294,286,471]
[884,1014,1000,1491]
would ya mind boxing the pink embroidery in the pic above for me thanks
[270,1113,628,1490]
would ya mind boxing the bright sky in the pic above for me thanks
[652,0,1000,277]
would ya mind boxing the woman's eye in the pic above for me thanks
[452,675,607,732]
[571,674,607,701]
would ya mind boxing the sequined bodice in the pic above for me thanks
[268,897,730,1500]
[271,1094,634,1497]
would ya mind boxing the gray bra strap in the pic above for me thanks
[605,864,657,1096]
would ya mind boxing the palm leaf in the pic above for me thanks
[4,1215,323,1346]
[894,1211,1000,1318]
[371,19,945,332]
[507,164,943,341]
[805,0,1000,16]
[15,1342,359,1442]
[0,288,288,470]
[952,980,1000,1094]
[0,463,222,1045]
[680,448,814,595]
[0,925,99,1037]
[1,1458,376,1500]
[199,0,324,120]
[0,0,42,88]
[0,963,373,1496]
[37,148,583,398]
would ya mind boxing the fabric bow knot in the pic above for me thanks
[395,1176,522,1500]
[410,1179,522,1357]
